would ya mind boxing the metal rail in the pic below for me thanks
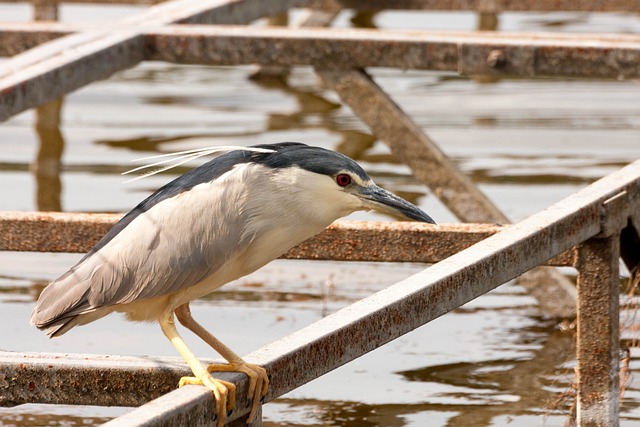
[2,159,639,426]
[0,212,581,266]
[3,24,640,79]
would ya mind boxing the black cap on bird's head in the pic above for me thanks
[250,142,436,224]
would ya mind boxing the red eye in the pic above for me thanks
[336,174,351,187]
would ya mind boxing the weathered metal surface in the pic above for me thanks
[3,24,640,77]
[0,352,191,407]
[0,0,311,121]
[0,211,579,266]
[336,0,640,11]
[0,22,68,56]
[0,351,259,425]
[250,0,340,79]
[0,211,117,253]
[33,0,59,21]
[290,221,502,263]
[101,386,259,426]
[103,386,218,427]
[143,26,640,80]
[575,236,621,427]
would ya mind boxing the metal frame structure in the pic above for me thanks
[1,0,640,426]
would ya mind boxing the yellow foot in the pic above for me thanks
[207,362,269,424]
[178,373,236,427]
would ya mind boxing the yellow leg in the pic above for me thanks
[175,303,269,423]
[159,311,235,427]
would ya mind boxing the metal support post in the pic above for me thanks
[33,0,59,21]
[575,234,621,427]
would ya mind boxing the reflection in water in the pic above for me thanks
[32,99,64,212]
[261,322,576,427]
[96,66,380,168]
[250,73,378,160]
[399,323,575,427]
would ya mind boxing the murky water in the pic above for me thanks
[1,5,640,426]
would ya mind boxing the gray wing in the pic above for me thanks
[31,168,253,337]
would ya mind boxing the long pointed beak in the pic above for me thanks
[357,185,436,224]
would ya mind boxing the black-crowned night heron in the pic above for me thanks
[31,142,435,426]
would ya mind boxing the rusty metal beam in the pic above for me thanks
[0,0,311,121]
[32,0,59,21]
[0,22,68,56]
[2,25,640,77]
[0,351,257,425]
[143,26,640,80]
[0,211,580,266]
[0,352,191,408]
[335,0,640,12]
[575,235,621,427]
[9,158,636,426]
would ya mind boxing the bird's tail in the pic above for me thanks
[31,268,94,338]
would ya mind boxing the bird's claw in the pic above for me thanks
[207,362,269,424]
[178,373,236,427]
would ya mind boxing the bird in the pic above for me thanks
[31,142,436,426]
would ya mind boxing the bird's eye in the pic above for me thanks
[336,174,352,187]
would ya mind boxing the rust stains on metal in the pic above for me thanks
[575,236,621,425]
[288,221,502,263]
[143,26,640,80]
[3,24,640,80]
[0,211,118,253]
[0,352,190,408]
[0,211,585,266]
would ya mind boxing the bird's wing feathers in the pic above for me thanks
[31,162,257,336]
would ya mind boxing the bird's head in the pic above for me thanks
[250,142,436,225]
